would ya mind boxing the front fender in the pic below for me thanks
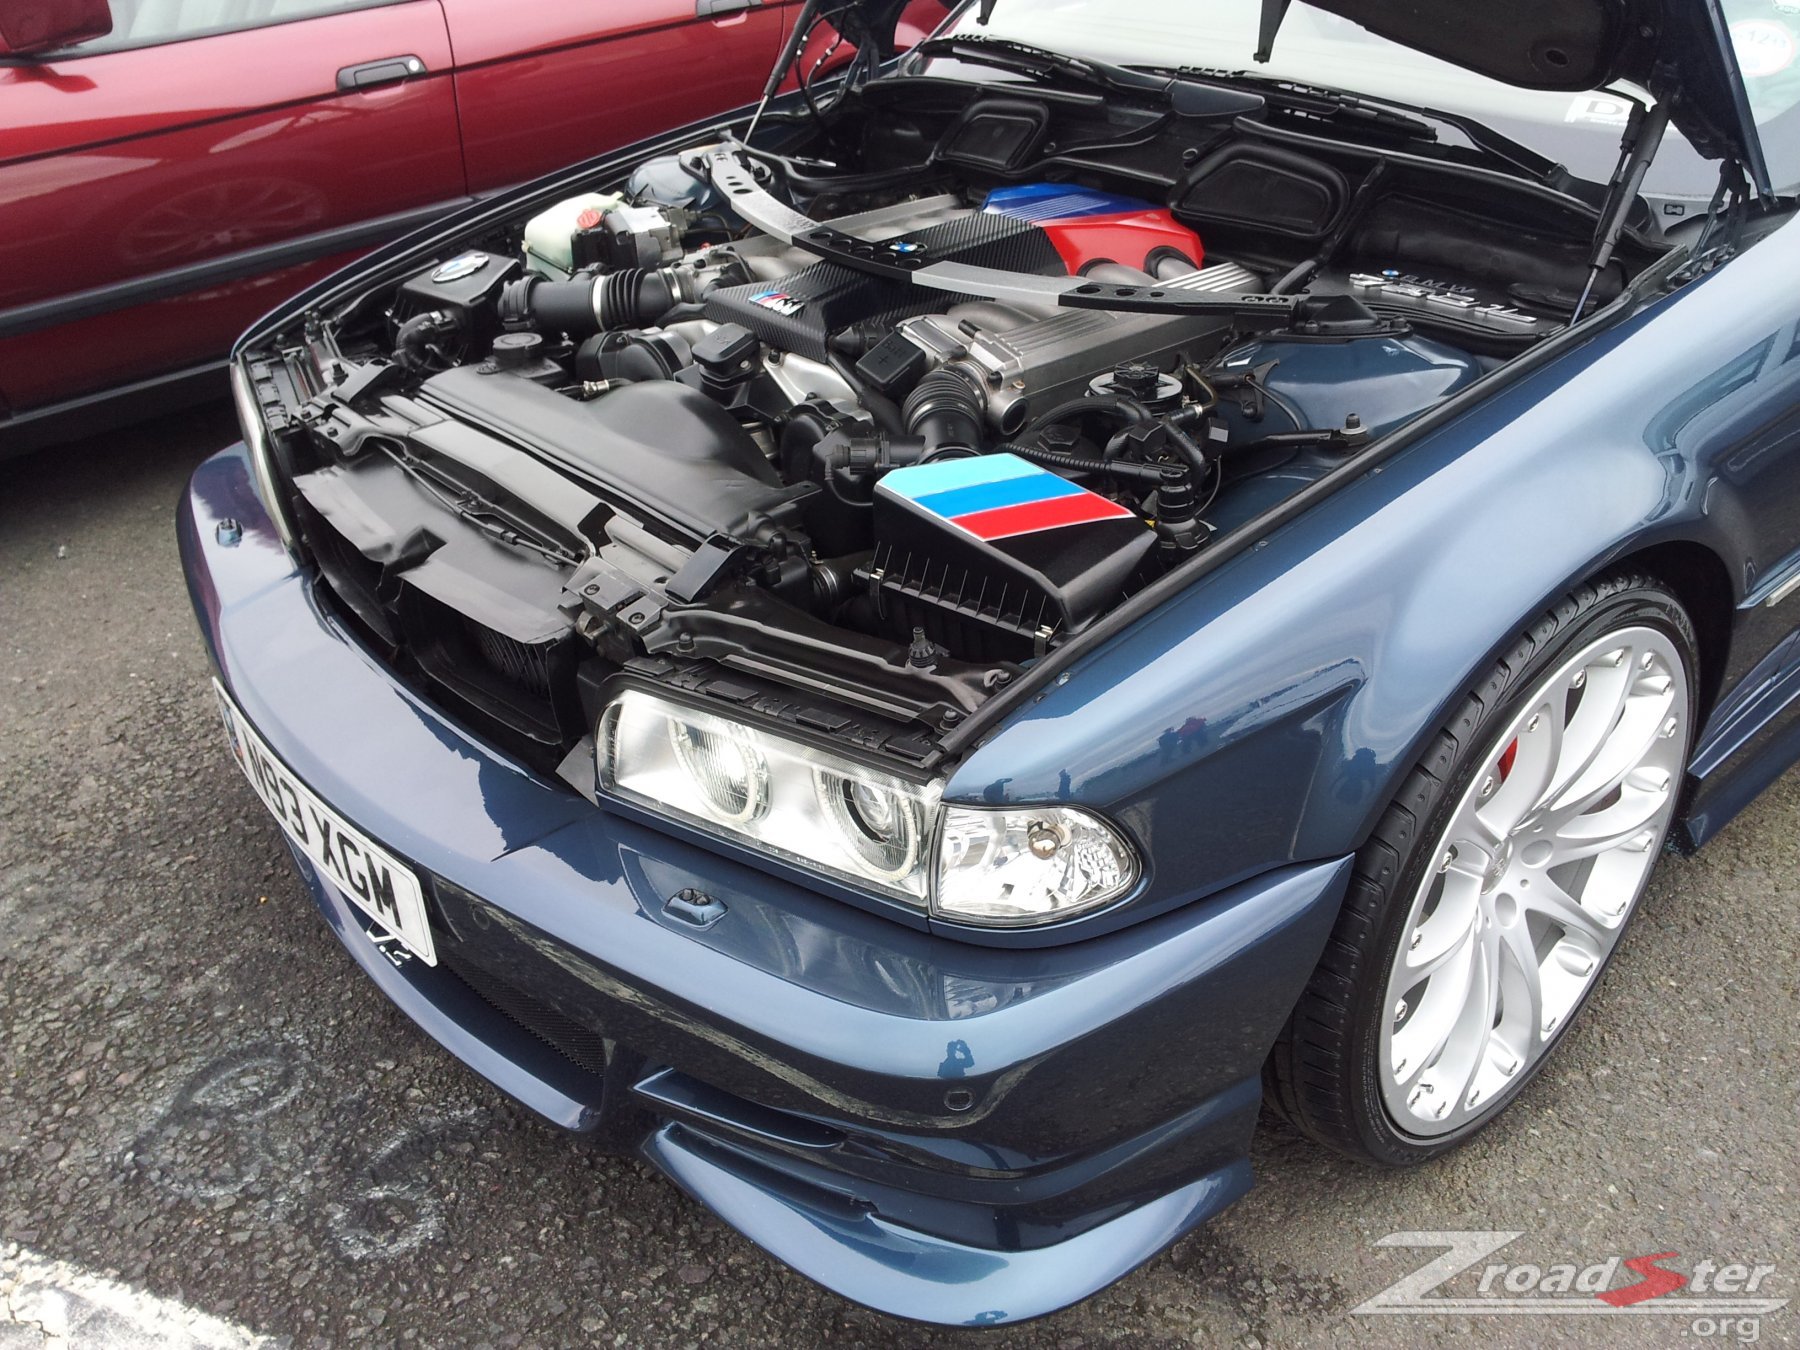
[949,215,1800,937]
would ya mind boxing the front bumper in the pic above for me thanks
[180,443,1350,1326]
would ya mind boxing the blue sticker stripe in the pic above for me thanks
[881,453,1039,498]
[914,473,1082,519]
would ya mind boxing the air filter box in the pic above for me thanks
[872,454,1153,646]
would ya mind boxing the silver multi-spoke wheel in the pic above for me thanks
[1378,625,1689,1137]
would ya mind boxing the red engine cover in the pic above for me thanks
[982,184,1204,275]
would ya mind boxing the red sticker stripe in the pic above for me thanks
[954,492,1133,540]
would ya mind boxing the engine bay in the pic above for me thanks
[240,74,1671,770]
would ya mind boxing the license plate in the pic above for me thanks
[212,680,436,965]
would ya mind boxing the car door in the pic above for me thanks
[0,0,465,439]
[441,0,790,194]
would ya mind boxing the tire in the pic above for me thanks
[1264,573,1698,1164]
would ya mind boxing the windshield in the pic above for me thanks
[930,0,1754,204]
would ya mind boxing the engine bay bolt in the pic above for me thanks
[1027,823,1062,860]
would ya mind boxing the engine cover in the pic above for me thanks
[872,453,1154,646]
[705,210,1063,363]
[982,184,1204,274]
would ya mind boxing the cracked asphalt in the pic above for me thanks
[1,407,1796,1348]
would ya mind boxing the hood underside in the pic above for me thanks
[883,0,1772,193]
[1297,0,1769,191]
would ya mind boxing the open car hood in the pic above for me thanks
[1293,0,1769,191]
[865,0,1773,194]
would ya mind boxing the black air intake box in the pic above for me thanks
[870,452,1153,655]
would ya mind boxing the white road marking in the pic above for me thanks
[0,1245,268,1348]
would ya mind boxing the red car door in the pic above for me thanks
[0,0,465,439]
[442,0,790,194]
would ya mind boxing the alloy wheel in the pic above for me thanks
[1378,625,1689,1137]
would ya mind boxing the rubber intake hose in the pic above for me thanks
[903,366,986,456]
[501,269,686,339]
[393,309,455,371]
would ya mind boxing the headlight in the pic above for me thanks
[599,690,940,903]
[598,690,1139,924]
[934,805,1138,926]
[230,358,298,552]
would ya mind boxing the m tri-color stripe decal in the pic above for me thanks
[879,454,1136,542]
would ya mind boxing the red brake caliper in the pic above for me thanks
[1497,738,1519,780]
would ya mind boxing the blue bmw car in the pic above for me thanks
[181,0,1800,1325]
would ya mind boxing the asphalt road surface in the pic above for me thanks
[2,407,1795,1349]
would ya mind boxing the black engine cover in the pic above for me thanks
[705,211,1062,362]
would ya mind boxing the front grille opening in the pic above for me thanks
[440,947,613,1081]
[398,588,578,748]
[469,619,556,701]
[295,498,399,652]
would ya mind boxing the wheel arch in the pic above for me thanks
[1602,538,1735,728]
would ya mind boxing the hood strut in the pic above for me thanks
[747,0,824,143]
[1572,96,1672,321]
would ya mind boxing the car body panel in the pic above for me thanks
[440,0,790,194]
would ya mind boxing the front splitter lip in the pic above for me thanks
[644,1123,1251,1327]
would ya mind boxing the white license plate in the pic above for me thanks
[212,680,436,965]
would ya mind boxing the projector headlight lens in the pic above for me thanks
[667,718,768,824]
[815,769,926,882]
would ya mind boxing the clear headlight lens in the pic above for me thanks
[934,805,1138,926]
[599,690,940,903]
[598,691,1139,924]
[230,358,297,552]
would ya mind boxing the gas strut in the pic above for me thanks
[1571,97,1672,322]
[745,0,823,144]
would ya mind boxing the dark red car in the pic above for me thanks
[0,0,944,454]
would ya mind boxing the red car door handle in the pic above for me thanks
[696,0,760,15]
[336,56,428,92]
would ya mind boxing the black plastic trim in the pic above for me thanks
[0,359,225,458]
[0,196,471,340]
